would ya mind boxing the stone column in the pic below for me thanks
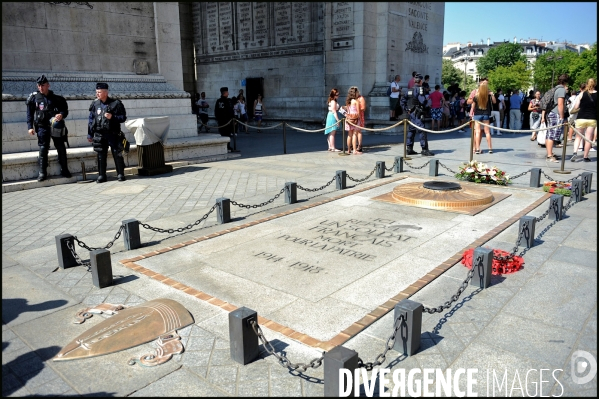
[154,2,184,91]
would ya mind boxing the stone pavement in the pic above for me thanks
[2,126,597,396]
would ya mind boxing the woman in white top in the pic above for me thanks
[235,95,248,134]
[324,88,342,151]
[253,94,266,133]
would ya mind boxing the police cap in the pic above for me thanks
[96,82,109,90]
[220,87,228,94]
[36,75,49,85]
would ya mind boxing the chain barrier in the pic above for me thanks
[286,119,342,133]
[74,225,124,252]
[569,123,598,146]
[66,240,91,271]
[140,204,218,234]
[541,171,583,184]
[493,228,526,261]
[198,119,232,130]
[423,263,475,314]
[406,120,472,134]
[235,120,284,130]
[357,314,407,371]
[563,194,576,212]
[297,177,336,192]
[230,188,285,209]
[509,169,532,181]
[472,120,569,134]
[403,160,431,170]
[249,320,324,372]
[384,159,398,172]
[437,161,457,175]
[344,118,407,132]
[347,165,377,183]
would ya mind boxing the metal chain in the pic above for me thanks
[249,320,324,372]
[66,240,91,271]
[297,177,336,192]
[74,225,124,252]
[141,204,218,234]
[347,165,377,183]
[437,161,457,175]
[541,171,583,184]
[535,207,551,223]
[357,314,407,371]
[403,160,431,170]
[230,188,285,209]
[510,169,531,180]
[423,264,474,314]
[384,159,398,172]
[563,194,576,212]
[493,227,526,261]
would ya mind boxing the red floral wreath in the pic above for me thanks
[462,248,524,275]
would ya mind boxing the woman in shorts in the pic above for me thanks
[570,78,597,162]
[253,94,266,133]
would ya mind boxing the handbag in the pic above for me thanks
[118,131,131,154]
[537,122,547,145]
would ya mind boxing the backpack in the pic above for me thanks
[539,86,560,114]
[387,84,392,97]
[452,98,461,114]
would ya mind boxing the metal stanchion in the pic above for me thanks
[469,120,475,163]
[554,123,572,174]
[232,120,238,152]
[403,119,412,160]
[283,122,287,154]
[339,118,349,156]
[78,160,92,183]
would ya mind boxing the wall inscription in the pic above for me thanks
[331,2,354,37]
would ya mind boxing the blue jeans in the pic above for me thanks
[472,115,490,121]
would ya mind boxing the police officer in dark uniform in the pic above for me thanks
[214,87,236,152]
[26,75,72,181]
[87,83,127,183]
[406,74,435,156]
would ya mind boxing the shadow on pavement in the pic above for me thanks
[2,298,68,325]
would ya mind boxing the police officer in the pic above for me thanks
[406,74,435,156]
[214,87,236,152]
[26,75,72,181]
[87,83,127,183]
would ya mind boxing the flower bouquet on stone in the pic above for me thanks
[542,181,572,196]
[462,248,523,275]
[455,161,511,185]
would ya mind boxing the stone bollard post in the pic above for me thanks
[429,159,439,176]
[529,168,541,188]
[376,161,385,179]
[581,172,593,196]
[285,182,297,204]
[394,156,404,173]
[517,216,536,248]
[55,234,78,269]
[216,198,231,224]
[392,299,422,356]
[571,180,583,203]
[122,219,141,250]
[90,249,113,289]
[549,194,564,221]
[470,247,493,289]
[335,170,346,190]
[323,345,359,397]
[229,307,260,365]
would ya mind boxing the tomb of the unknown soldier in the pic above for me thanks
[2,2,596,397]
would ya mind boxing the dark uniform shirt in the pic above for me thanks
[87,97,127,139]
[26,90,68,130]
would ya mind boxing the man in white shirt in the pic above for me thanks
[389,75,402,121]
[496,88,505,128]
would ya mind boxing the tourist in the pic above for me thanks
[504,90,512,128]
[406,74,434,156]
[509,89,522,131]
[422,75,431,95]
[197,91,210,133]
[528,90,542,141]
[442,92,451,129]
[458,90,467,132]
[542,74,568,163]
[566,83,585,143]
[468,83,496,154]
[215,87,235,152]
[344,86,362,155]
[570,78,596,162]
[468,78,489,139]
[449,91,458,128]
[429,85,444,132]
[253,94,266,133]
[496,88,506,129]
[324,88,342,152]
[407,71,417,90]
[490,91,502,136]
[521,90,534,130]
[389,74,401,121]
[234,94,249,134]
[356,87,366,152]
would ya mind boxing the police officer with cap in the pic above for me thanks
[26,74,72,181]
[87,82,128,182]
[214,87,236,152]
[406,74,435,156]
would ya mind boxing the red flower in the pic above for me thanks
[462,248,524,275]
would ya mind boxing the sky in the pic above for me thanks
[444,2,597,46]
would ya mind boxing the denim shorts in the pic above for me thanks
[472,115,490,122]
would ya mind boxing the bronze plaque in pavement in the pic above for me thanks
[54,298,194,361]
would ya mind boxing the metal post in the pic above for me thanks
[469,120,475,163]
[581,172,593,195]
[229,307,260,365]
[554,123,571,174]
[470,247,493,289]
[285,182,297,204]
[323,346,359,397]
[122,219,141,250]
[232,120,238,152]
[571,179,583,203]
[429,159,439,176]
[394,156,404,173]
[376,161,385,179]
[518,216,536,248]
[549,194,564,221]
[392,299,422,356]
[335,170,346,190]
[339,118,349,156]
[403,119,412,160]
[90,249,113,289]
[283,122,287,155]
[55,234,78,269]
[78,161,92,184]
[216,198,231,224]
[529,168,542,188]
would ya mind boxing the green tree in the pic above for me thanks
[568,43,597,90]
[532,49,579,92]
[476,42,527,78]
[488,61,532,93]
[441,59,463,87]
